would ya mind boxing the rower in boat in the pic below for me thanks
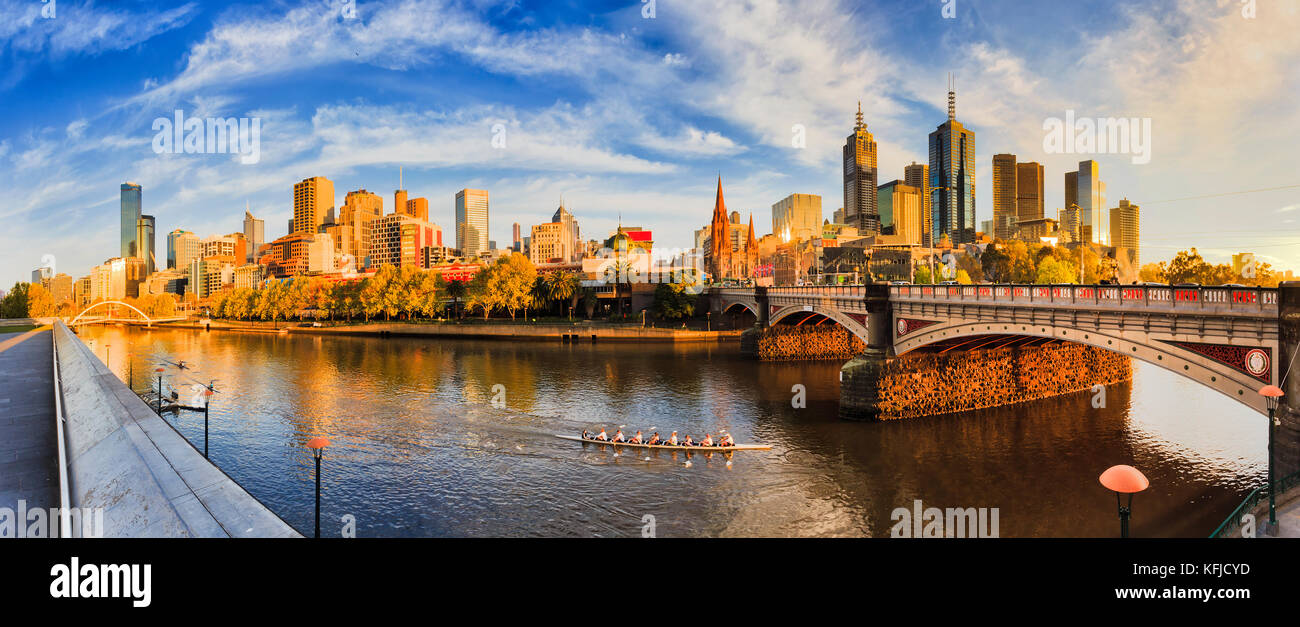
[629,431,643,444]
[668,431,679,446]
[701,434,713,447]
[593,428,609,441]
[682,434,694,446]
[646,432,661,445]
[612,429,626,443]
[719,434,734,447]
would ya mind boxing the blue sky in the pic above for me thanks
[2,0,1299,287]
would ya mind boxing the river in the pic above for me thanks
[80,325,1266,537]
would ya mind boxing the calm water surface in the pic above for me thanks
[82,326,1266,537]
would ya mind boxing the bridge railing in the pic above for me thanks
[767,285,867,298]
[890,284,1278,314]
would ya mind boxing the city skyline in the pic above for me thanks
[2,0,1299,287]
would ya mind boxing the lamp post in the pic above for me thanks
[706,311,711,332]
[1260,384,1284,532]
[1100,465,1149,538]
[307,437,330,538]
[154,367,165,415]
[126,353,133,390]
[202,388,214,459]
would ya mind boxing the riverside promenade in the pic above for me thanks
[2,321,300,537]
[0,326,59,523]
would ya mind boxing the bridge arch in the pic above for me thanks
[894,319,1275,416]
[70,301,153,326]
[770,304,870,343]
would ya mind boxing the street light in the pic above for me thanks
[1099,465,1149,538]
[306,437,330,539]
[154,367,165,415]
[1260,384,1284,532]
[202,388,214,459]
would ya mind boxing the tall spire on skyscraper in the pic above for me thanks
[947,73,956,121]
[856,101,865,130]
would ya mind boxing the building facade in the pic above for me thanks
[843,103,879,236]
[928,80,976,245]
[878,181,924,246]
[456,188,489,258]
[772,193,822,242]
[903,162,932,248]
[293,176,335,236]
[243,210,264,265]
[1066,160,1107,245]
[120,182,142,259]
[1109,198,1140,266]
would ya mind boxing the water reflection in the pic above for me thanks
[82,326,1264,537]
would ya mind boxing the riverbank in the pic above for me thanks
[154,319,746,342]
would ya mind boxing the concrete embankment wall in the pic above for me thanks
[164,320,743,342]
[54,322,299,537]
[872,343,1132,420]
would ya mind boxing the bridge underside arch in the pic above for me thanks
[770,305,869,343]
[895,320,1275,416]
[721,302,758,329]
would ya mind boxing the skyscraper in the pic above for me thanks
[293,176,335,236]
[1110,199,1140,266]
[928,76,976,245]
[1016,162,1045,225]
[903,162,931,247]
[878,181,924,245]
[1065,160,1107,245]
[243,209,264,264]
[512,222,521,252]
[843,103,879,236]
[136,214,156,275]
[120,182,142,259]
[991,154,1018,241]
[167,229,200,271]
[771,193,822,242]
[456,189,489,258]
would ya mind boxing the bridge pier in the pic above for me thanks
[839,284,893,420]
[1276,282,1300,478]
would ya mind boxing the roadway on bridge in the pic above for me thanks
[0,327,59,522]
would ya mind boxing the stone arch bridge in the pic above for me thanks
[711,283,1300,477]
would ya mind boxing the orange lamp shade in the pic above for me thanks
[1260,385,1284,398]
[1100,465,1149,494]
[307,437,330,450]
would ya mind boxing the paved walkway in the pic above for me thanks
[0,328,59,520]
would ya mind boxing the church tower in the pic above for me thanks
[708,176,733,280]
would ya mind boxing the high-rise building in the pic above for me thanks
[456,189,489,258]
[843,103,879,236]
[135,214,156,275]
[1016,162,1045,225]
[370,214,442,268]
[928,76,976,245]
[120,182,142,259]
[772,193,822,242]
[1110,199,1140,266]
[325,188,385,267]
[1065,160,1107,245]
[243,209,264,265]
[878,181,924,245]
[991,154,1018,241]
[529,204,581,264]
[512,222,522,252]
[405,197,429,222]
[293,176,335,236]
[167,229,200,272]
[903,162,932,247]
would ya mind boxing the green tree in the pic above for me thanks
[443,278,468,319]
[653,282,697,319]
[2,282,31,318]
[1036,257,1075,284]
[955,269,973,285]
[494,253,538,320]
[914,265,933,285]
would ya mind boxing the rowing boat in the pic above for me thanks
[555,434,771,451]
